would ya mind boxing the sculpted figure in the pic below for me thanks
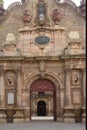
[7,76,14,86]
[52,9,62,24]
[23,9,32,25]
[38,0,46,25]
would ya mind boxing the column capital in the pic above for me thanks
[64,68,71,74]
[14,67,22,73]
[81,68,86,73]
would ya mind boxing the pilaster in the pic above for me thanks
[0,66,5,108]
[81,69,86,123]
[16,68,22,107]
[63,69,75,123]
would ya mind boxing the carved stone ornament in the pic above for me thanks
[35,36,50,45]
[39,61,45,72]
[23,9,32,25]
[51,9,62,25]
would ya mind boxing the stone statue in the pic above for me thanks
[23,9,32,25]
[74,74,79,83]
[52,9,62,25]
[7,76,14,86]
[5,72,15,87]
[38,0,46,25]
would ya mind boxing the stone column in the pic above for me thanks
[23,82,30,122]
[82,69,86,123]
[54,28,59,52]
[13,69,24,123]
[17,69,22,107]
[48,97,52,116]
[0,67,5,107]
[0,67,6,123]
[56,91,62,122]
[63,69,75,122]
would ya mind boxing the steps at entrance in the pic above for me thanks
[31,116,54,120]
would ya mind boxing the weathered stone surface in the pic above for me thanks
[0,0,86,123]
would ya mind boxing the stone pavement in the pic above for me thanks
[0,121,85,130]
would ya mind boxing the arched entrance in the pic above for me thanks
[30,78,56,120]
[37,101,46,116]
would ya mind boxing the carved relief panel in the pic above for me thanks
[72,91,81,104]
[6,90,16,107]
[7,92,15,105]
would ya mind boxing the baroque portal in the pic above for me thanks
[0,0,86,123]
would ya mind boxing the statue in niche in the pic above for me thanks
[7,77,13,85]
[72,72,80,85]
[38,0,46,26]
[74,74,79,83]
[23,9,32,25]
[6,72,15,86]
[51,9,62,25]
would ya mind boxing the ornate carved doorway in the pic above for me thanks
[30,79,56,120]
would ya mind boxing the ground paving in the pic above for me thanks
[0,121,86,130]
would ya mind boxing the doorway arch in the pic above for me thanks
[30,78,57,120]
[37,100,46,116]
[25,73,62,121]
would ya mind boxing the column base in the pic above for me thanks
[82,117,86,123]
[0,119,6,123]
[63,106,75,123]
[82,107,86,123]
[13,118,24,123]
[0,108,6,123]
[23,108,30,122]
[24,118,30,122]
[64,118,75,123]
[57,117,63,122]
[13,109,24,123]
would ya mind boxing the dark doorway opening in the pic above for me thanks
[37,101,46,116]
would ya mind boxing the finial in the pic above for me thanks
[79,0,86,16]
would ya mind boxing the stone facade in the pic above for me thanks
[0,0,86,123]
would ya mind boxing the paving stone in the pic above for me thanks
[0,121,85,130]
